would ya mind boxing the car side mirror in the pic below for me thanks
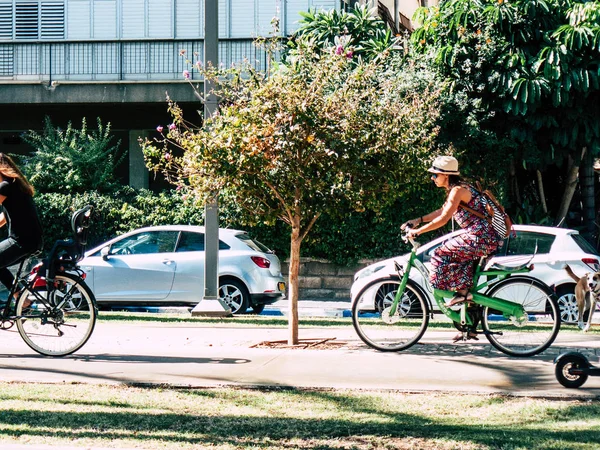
[101,246,110,261]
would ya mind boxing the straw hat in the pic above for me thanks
[427,155,460,176]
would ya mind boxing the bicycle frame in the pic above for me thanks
[0,260,75,324]
[392,241,531,326]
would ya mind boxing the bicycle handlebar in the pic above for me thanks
[400,224,420,249]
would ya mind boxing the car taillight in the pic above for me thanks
[582,258,599,271]
[251,256,271,269]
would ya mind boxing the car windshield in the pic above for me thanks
[235,233,273,253]
[571,233,599,255]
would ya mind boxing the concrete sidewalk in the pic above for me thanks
[1,316,600,399]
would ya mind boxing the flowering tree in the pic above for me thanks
[144,43,440,344]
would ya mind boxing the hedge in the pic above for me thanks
[33,187,445,266]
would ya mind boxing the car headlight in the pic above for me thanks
[355,264,386,281]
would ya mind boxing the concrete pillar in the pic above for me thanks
[128,130,149,189]
[192,0,231,317]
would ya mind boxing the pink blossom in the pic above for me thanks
[196,61,202,69]
[335,45,344,55]
[183,70,191,79]
[168,123,177,131]
[346,50,353,59]
[156,125,164,133]
[179,49,186,56]
[176,185,182,191]
[164,153,172,161]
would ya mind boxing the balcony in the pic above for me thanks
[0,38,272,82]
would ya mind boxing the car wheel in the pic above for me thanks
[556,286,579,323]
[251,304,265,314]
[219,279,249,315]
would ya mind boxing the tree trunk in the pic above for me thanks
[509,159,521,206]
[580,148,595,241]
[555,148,587,227]
[536,170,548,215]
[288,219,301,345]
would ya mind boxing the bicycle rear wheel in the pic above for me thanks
[16,273,97,357]
[352,277,429,352]
[482,277,560,357]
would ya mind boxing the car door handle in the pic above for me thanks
[162,259,175,265]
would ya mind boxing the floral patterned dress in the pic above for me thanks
[429,184,504,291]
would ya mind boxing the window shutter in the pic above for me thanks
[0,1,13,40]
[285,0,309,35]
[230,0,254,38]
[148,0,172,38]
[41,1,64,39]
[93,0,116,39]
[217,0,226,38]
[310,0,336,11]
[67,0,90,39]
[256,0,277,36]
[121,0,144,38]
[15,1,39,39]
[175,0,201,38]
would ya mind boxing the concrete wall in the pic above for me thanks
[281,258,375,301]
[0,81,199,104]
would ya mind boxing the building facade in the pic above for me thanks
[0,0,340,188]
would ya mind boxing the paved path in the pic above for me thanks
[1,317,600,399]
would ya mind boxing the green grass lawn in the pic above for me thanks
[0,383,599,449]
[97,311,600,335]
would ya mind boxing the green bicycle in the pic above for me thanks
[352,229,561,357]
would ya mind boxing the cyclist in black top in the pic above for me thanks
[0,153,43,302]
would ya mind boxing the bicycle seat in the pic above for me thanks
[43,205,94,280]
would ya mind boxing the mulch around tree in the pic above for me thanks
[250,337,350,350]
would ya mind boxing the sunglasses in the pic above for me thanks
[431,173,438,179]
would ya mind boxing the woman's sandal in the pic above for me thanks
[452,331,479,343]
[447,292,474,307]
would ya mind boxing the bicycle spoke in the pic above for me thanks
[16,273,97,356]
[353,278,429,352]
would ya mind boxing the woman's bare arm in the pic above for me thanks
[412,186,471,236]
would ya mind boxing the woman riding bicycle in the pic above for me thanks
[401,156,503,331]
[0,153,43,303]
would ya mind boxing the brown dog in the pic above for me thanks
[565,264,600,332]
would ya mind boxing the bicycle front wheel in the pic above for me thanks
[482,277,560,357]
[16,273,97,357]
[352,277,429,352]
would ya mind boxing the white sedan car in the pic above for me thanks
[351,225,600,323]
[79,225,286,314]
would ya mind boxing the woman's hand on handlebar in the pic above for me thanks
[406,227,420,241]
[401,218,420,231]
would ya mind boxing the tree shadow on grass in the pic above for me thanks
[0,396,599,449]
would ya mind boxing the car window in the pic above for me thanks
[110,231,179,255]
[235,233,272,253]
[505,231,554,256]
[175,232,231,252]
[571,234,599,255]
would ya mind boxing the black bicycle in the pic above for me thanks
[0,205,97,356]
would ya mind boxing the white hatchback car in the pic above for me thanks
[351,225,600,323]
[79,225,286,314]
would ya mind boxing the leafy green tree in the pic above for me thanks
[144,45,441,344]
[21,117,124,193]
[413,0,600,230]
[288,5,395,60]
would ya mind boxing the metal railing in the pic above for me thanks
[0,38,277,82]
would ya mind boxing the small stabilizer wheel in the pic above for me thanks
[555,355,589,389]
